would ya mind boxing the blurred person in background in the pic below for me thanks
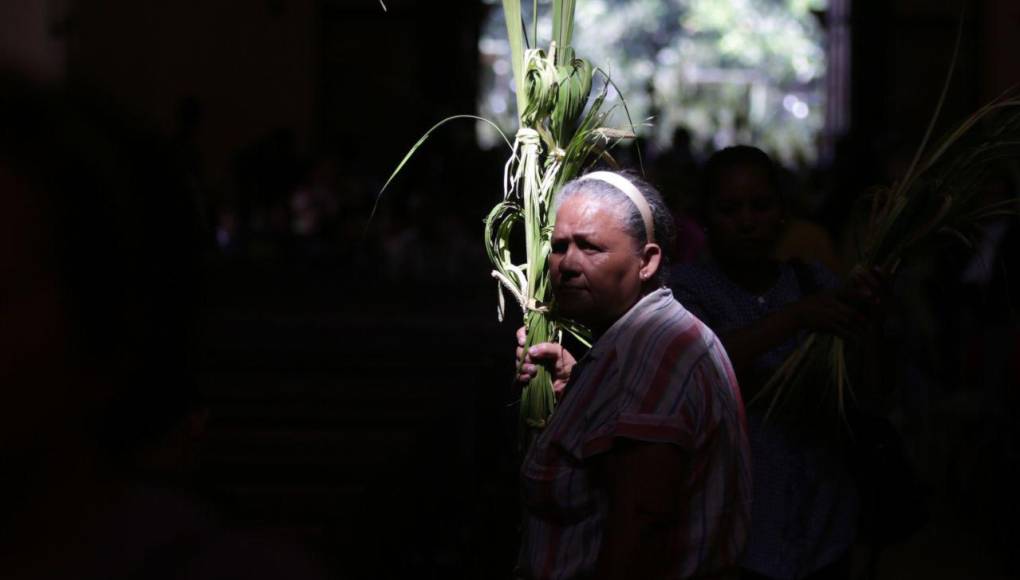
[651,126,706,266]
[670,146,886,580]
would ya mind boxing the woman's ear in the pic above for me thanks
[639,243,662,282]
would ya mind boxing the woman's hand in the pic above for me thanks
[516,326,577,399]
[789,290,867,340]
[789,269,889,341]
[791,267,889,339]
[843,266,889,310]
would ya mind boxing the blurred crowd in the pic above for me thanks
[204,110,1020,556]
[3,72,1017,579]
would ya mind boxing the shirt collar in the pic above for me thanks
[584,287,674,361]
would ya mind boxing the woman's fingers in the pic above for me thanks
[514,330,575,388]
[831,290,873,329]
[553,379,568,401]
[515,327,529,370]
[517,342,561,366]
[848,267,888,307]
[527,343,563,363]
[808,295,853,335]
[861,271,882,293]
[831,320,858,341]
[517,358,538,377]
[826,296,871,339]
[518,363,537,383]
[797,289,877,340]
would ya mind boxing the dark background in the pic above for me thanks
[2,1,1018,578]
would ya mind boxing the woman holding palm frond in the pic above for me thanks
[670,146,885,580]
[514,170,751,580]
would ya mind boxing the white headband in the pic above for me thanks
[577,171,655,244]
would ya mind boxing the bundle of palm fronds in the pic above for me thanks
[377,0,638,440]
[754,78,1020,425]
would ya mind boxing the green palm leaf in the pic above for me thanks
[380,0,635,445]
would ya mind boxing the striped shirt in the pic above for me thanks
[517,288,752,580]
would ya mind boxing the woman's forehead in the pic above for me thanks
[557,193,625,225]
[714,165,775,198]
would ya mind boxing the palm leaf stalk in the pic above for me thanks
[492,0,647,444]
[754,89,1020,427]
[376,0,639,444]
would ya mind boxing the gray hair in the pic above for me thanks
[554,170,675,286]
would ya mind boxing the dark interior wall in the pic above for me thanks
[981,0,1020,103]
[4,0,1013,194]
[853,0,1020,154]
[0,1,65,80]
[315,0,483,176]
[58,0,482,195]
[48,0,485,198]
[65,0,318,197]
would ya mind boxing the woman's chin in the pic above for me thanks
[719,248,773,267]
[554,293,593,322]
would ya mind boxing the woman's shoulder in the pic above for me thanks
[614,292,718,376]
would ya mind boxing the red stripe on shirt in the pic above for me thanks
[639,326,699,414]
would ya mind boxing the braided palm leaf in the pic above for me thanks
[755,79,1020,426]
[377,1,640,443]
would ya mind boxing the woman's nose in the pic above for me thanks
[558,245,581,275]
[736,206,756,231]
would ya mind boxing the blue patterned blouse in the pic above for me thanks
[670,261,859,580]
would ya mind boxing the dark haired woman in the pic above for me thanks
[671,146,882,580]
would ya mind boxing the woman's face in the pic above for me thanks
[550,194,650,330]
[706,164,784,265]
